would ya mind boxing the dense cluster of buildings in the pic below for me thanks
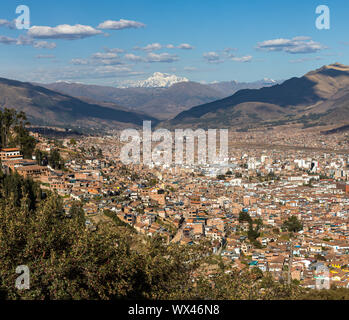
[2,127,349,289]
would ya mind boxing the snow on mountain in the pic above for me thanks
[261,78,277,84]
[127,72,189,88]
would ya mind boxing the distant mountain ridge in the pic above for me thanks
[39,78,281,120]
[5,64,347,132]
[207,78,281,97]
[0,77,157,131]
[165,63,349,129]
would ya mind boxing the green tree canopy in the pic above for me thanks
[282,216,303,233]
[0,108,36,158]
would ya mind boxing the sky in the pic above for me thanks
[0,0,348,86]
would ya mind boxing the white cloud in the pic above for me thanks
[36,54,55,59]
[104,47,125,53]
[134,42,163,51]
[125,52,179,63]
[146,52,179,63]
[97,19,145,30]
[231,55,252,63]
[32,41,57,49]
[134,42,194,51]
[124,53,145,62]
[256,36,326,54]
[292,36,312,41]
[0,36,17,45]
[177,43,194,50]
[92,65,142,78]
[71,54,123,66]
[144,43,162,51]
[184,66,198,72]
[290,56,323,63]
[0,35,56,49]
[26,64,145,83]
[0,19,15,29]
[95,59,124,66]
[203,50,252,64]
[223,47,237,53]
[90,52,124,65]
[28,24,103,40]
[92,52,119,59]
[71,59,89,65]
[0,19,9,26]
[203,52,224,64]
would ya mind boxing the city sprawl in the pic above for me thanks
[4,125,349,290]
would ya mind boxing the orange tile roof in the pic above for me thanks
[1,148,20,152]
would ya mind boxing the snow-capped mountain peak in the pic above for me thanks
[133,72,189,88]
[262,78,277,84]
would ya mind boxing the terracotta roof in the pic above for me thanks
[17,165,47,171]
[1,148,20,152]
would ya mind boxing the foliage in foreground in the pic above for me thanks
[0,108,36,158]
[0,173,348,300]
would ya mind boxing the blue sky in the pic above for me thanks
[0,0,348,86]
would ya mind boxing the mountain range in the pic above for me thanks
[38,76,280,120]
[1,63,349,132]
[207,78,280,96]
[0,77,157,132]
[165,63,349,130]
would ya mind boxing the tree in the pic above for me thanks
[238,212,262,247]
[273,228,280,234]
[247,218,263,247]
[0,175,339,300]
[35,149,48,166]
[300,287,349,300]
[282,216,303,286]
[191,268,303,300]
[12,112,36,159]
[0,108,17,148]
[0,174,211,300]
[69,202,85,226]
[48,149,64,170]
[90,146,96,154]
[282,216,303,233]
[0,108,36,158]
[239,211,252,224]
[0,171,41,210]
